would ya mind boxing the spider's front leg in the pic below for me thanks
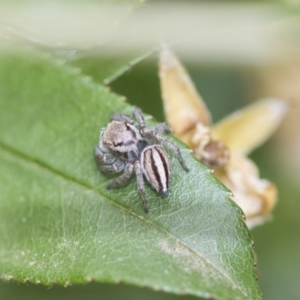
[135,106,171,135]
[134,160,149,213]
[133,107,146,130]
[111,112,134,124]
[94,146,116,164]
[107,163,134,190]
[100,160,125,174]
[143,122,171,135]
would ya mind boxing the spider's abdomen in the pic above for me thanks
[141,145,171,196]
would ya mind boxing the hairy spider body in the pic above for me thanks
[95,107,188,213]
[102,121,142,155]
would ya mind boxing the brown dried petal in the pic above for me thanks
[192,123,230,169]
[159,44,211,146]
[158,47,282,229]
[211,98,288,155]
[215,152,277,228]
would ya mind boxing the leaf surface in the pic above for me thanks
[0,51,261,300]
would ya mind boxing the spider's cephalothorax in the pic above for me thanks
[95,107,189,213]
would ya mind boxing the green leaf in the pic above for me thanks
[0,50,261,300]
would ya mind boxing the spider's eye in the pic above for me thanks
[114,142,123,147]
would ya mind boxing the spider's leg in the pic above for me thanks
[133,107,146,129]
[111,112,134,124]
[107,163,134,189]
[134,160,149,213]
[100,160,124,174]
[94,146,116,164]
[154,134,189,172]
[143,122,171,134]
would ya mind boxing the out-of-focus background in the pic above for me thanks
[1,1,300,299]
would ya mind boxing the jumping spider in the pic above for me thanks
[94,107,189,213]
